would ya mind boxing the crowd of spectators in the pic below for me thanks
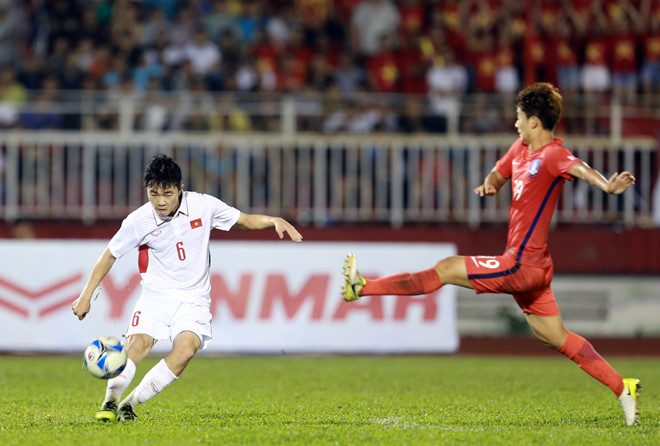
[1,0,660,133]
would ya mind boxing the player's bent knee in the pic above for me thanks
[434,256,468,286]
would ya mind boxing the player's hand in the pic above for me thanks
[473,184,498,197]
[72,296,91,320]
[274,218,303,242]
[607,171,635,195]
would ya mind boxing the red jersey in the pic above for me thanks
[611,33,637,73]
[495,138,581,267]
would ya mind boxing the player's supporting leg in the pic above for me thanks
[95,359,137,422]
[341,253,448,301]
[527,314,641,425]
[117,331,200,421]
[96,334,153,422]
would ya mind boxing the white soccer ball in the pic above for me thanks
[84,336,128,379]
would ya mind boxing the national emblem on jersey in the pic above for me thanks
[190,218,202,229]
[529,159,541,177]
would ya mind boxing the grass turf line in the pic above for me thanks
[1,355,658,445]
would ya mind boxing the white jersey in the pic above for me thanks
[108,191,240,303]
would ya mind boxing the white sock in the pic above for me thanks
[120,359,177,409]
[104,358,136,404]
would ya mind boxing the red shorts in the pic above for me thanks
[464,253,559,316]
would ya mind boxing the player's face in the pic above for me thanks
[147,184,182,217]
[515,107,530,144]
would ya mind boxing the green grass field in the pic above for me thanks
[1,355,658,445]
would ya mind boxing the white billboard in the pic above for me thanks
[0,240,458,354]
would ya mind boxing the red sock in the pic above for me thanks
[360,268,442,296]
[558,331,624,396]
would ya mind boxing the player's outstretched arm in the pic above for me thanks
[473,167,507,197]
[569,161,636,195]
[72,247,117,320]
[235,213,303,242]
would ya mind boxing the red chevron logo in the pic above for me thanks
[0,274,82,319]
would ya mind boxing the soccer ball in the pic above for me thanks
[84,336,128,379]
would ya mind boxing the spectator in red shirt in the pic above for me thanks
[641,10,660,105]
[398,0,425,37]
[580,26,611,94]
[469,30,497,93]
[367,34,400,93]
[397,32,428,94]
[610,17,640,103]
[553,21,580,96]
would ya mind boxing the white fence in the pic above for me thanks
[0,132,656,227]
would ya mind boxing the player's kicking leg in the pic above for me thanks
[341,253,366,301]
[341,253,452,301]
[619,378,642,426]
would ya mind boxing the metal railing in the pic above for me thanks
[0,132,655,227]
[5,89,659,141]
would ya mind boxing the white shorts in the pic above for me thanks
[125,296,213,349]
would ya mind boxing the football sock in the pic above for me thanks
[360,268,442,296]
[558,331,624,396]
[104,358,136,404]
[121,359,178,408]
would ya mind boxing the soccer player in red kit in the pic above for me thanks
[341,83,641,426]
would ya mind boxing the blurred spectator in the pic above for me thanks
[19,76,61,130]
[278,53,307,92]
[494,29,520,97]
[79,3,109,45]
[235,54,259,91]
[397,98,442,134]
[426,48,468,133]
[138,78,169,131]
[397,32,427,94]
[0,67,26,105]
[552,21,580,95]
[133,50,164,93]
[88,45,113,81]
[169,4,196,47]
[398,0,424,37]
[17,57,45,90]
[74,38,96,73]
[237,0,267,44]
[2,0,659,134]
[47,37,71,75]
[306,53,334,91]
[333,53,366,94]
[213,93,252,132]
[141,8,171,47]
[350,0,400,55]
[218,30,242,77]
[580,25,611,95]
[184,30,222,79]
[641,14,660,106]
[366,34,399,93]
[46,0,81,44]
[0,1,25,67]
[468,30,497,93]
[610,2,643,103]
[0,67,25,128]
[204,0,240,41]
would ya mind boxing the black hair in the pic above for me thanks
[143,154,182,189]
[515,82,563,131]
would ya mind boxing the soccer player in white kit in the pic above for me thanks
[72,154,303,422]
